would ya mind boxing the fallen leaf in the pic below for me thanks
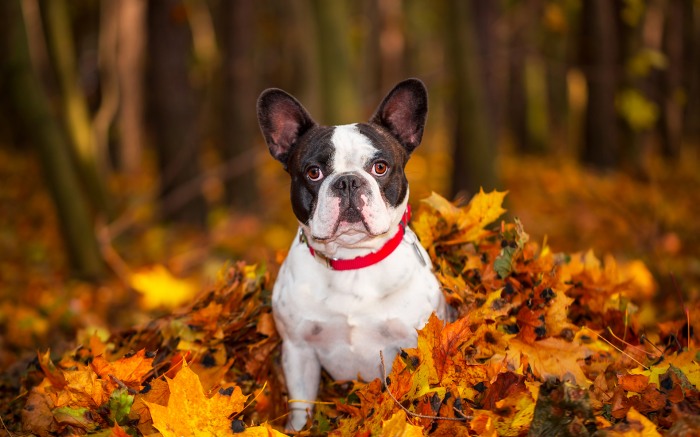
[145,362,247,437]
[381,410,424,436]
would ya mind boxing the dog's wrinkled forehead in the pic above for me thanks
[330,124,378,172]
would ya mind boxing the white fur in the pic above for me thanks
[276,226,447,431]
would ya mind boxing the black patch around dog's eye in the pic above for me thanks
[356,123,409,208]
[286,127,338,224]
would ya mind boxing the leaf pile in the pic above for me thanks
[15,190,700,436]
[18,263,284,436]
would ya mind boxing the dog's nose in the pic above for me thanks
[332,174,365,197]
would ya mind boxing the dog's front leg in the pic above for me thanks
[282,340,320,432]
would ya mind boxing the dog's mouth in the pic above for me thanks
[311,218,370,242]
[311,206,386,242]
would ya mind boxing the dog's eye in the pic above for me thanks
[306,166,323,181]
[372,161,389,176]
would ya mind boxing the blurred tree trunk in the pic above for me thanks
[2,0,103,278]
[445,0,499,197]
[40,0,112,216]
[543,2,572,152]
[473,0,503,141]
[579,0,620,169]
[618,0,663,176]
[361,0,381,103]
[116,0,147,173]
[147,0,207,226]
[507,7,528,153]
[220,0,258,211]
[286,0,320,110]
[659,0,688,159]
[685,3,700,144]
[507,0,549,154]
[377,0,405,92]
[310,0,360,124]
[362,0,406,108]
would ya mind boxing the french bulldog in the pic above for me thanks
[257,78,449,431]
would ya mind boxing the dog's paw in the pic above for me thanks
[285,408,310,433]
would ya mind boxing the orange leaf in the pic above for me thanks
[91,349,154,393]
[618,374,649,393]
[507,337,592,387]
[38,350,66,389]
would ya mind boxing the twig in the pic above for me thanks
[379,351,469,422]
[583,327,650,370]
[231,381,268,419]
[0,415,14,437]
[607,328,659,359]
[109,374,138,395]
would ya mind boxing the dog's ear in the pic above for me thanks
[369,78,428,153]
[257,89,316,167]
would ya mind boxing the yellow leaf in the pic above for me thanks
[448,188,508,244]
[493,384,536,436]
[381,410,424,437]
[417,189,508,248]
[421,191,462,223]
[130,265,198,309]
[145,362,247,437]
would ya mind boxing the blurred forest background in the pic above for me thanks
[1,0,700,362]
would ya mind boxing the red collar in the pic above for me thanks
[303,206,411,271]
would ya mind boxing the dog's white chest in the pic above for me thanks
[272,227,446,381]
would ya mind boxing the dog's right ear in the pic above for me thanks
[257,89,316,167]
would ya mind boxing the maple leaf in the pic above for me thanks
[145,369,243,436]
[145,362,248,437]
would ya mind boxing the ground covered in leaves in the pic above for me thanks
[4,185,700,436]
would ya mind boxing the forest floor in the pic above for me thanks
[1,147,699,435]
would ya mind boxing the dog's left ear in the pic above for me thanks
[370,78,428,153]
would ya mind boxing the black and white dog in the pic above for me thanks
[257,79,449,431]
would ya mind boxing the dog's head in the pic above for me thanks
[257,79,427,246]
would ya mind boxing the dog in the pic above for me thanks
[257,78,449,431]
